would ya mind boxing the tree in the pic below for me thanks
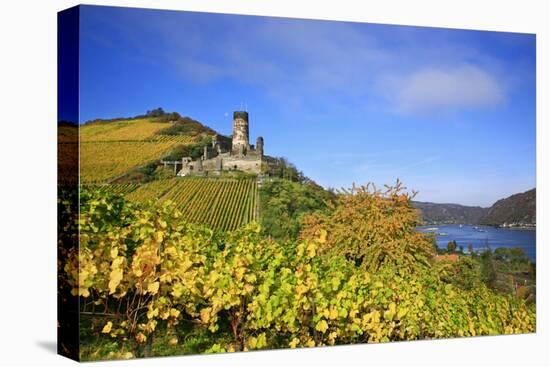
[267,157,307,183]
[146,107,165,117]
[259,178,332,241]
[431,234,439,253]
[447,240,457,253]
[480,249,497,289]
[301,180,435,272]
[467,244,474,255]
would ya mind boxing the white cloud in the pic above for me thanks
[96,11,512,118]
[388,65,505,115]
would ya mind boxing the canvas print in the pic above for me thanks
[57,5,536,361]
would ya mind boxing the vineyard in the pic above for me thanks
[80,118,166,142]
[90,178,258,231]
[78,118,207,183]
[92,182,141,196]
[58,185,536,361]
[80,141,176,183]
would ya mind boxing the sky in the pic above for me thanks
[77,5,536,207]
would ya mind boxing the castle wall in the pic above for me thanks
[178,155,262,176]
[221,155,262,173]
[177,111,265,176]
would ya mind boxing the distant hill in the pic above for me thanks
[413,201,486,225]
[479,189,536,225]
[414,188,536,226]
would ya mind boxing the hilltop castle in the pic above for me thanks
[177,111,264,176]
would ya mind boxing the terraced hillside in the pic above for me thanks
[91,177,258,231]
[79,117,207,183]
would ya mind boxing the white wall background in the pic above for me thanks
[0,0,547,366]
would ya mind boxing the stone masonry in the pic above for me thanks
[177,111,264,176]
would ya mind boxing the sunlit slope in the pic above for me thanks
[80,141,177,183]
[94,177,258,231]
[79,118,204,183]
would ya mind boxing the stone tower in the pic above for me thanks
[256,136,264,157]
[232,111,249,156]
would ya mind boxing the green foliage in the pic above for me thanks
[156,116,217,136]
[447,240,456,253]
[447,240,457,253]
[528,262,536,280]
[435,256,482,291]
[493,247,530,272]
[146,107,166,117]
[161,137,212,161]
[158,122,192,136]
[265,157,307,183]
[138,161,160,176]
[480,249,497,289]
[259,178,333,241]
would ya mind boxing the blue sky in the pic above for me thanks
[78,5,536,207]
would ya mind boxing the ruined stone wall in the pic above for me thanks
[256,136,264,157]
[178,153,262,176]
[176,111,266,176]
[222,155,262,173]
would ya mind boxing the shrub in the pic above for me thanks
[301,180,435,272]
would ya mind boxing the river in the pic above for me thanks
[417,224,536,262]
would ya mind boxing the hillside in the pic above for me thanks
[91,177,258,231]
[78,110,220,183]
[413,201,486,224]
[414,188,536,226]
[480,188,536,225]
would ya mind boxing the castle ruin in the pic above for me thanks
[177,111,264,176]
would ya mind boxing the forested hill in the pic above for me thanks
[414,188,536,225]
[479,188,536,225]
[412,201,486,225]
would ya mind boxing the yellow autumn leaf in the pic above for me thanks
[168,337,178,346]
[112,256,124,268]
[154,231,164,243]
[318,229,327,243]
[296,284,308,296]
[108,268,123,294]
[200,308,211,324]
[256,333,267,349]
[147,281,159,295]
[79,288,90,298]
[306,243,316,258]
[135,332,147,344]
[247,336,257,349]
[165,246,177,257]
[384,302,397,321]
[101,321,112,334]
[147,307,159,319]
[316,320,329,333]
[170,308,180,318]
